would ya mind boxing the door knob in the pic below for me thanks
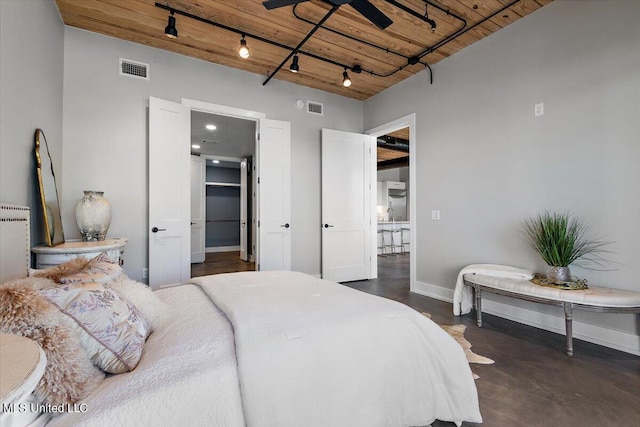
[323,224,334,228]
[151,227,166,233]
[280,223,290,228]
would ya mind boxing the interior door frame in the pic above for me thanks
[365,113,416,289]
[182,98,265,265]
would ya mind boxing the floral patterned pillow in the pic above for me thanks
[40,282,150,374]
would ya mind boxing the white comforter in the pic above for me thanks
[48,271,481,427]
[189,271,481,427]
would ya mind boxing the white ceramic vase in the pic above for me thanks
[75,191,111,241]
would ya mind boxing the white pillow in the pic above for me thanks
[106,277,170,331]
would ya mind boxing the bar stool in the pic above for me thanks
[400,227,410,254]
[387,227,403,255]
[382,228,396,255]
[377,229,387,257]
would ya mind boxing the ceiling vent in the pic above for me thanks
[307,101,323,116]
[119,58,149,80]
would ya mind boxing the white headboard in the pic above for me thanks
[0,204,30,282]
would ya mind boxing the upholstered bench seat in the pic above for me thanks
[462,274,640,356]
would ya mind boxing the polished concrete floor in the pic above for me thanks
[346,254,640,427]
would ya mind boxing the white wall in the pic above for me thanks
[377,169,400,182]
[364,0,640,353]
[62,28,363,280]
[0,0,64,245]
[377,166,408,184]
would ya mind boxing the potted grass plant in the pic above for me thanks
[523,211,611,284]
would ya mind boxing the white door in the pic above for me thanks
[257,119,291,271]
[239,158,248,262]
[321,128,373,282]
[190,155,205,263]
[149,97,191,289]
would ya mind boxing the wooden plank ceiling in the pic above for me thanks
[378,127,409,169]
[56,0,552,101]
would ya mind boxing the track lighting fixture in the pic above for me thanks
[342,68,352,88]
[424,5,436,32]
[238,34,250,59]
[289,55,300,73]
[424,16,436,32]
[154,2,438,90]
[164,10,178,39]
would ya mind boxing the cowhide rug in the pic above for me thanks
[423,313,494,379]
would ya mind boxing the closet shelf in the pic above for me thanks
[206,182,241,187]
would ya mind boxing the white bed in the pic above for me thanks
[0,204,481,427]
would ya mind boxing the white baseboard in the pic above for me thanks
[412,280,640,356]
[412,280,454,303]
[205,246,240,253]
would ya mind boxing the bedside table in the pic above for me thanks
[0,334,47,427]
[31,238,128,268]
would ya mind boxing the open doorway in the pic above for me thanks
[190,111,257,276]
[148,97,291,288]
[366,113,415,289]
[375,127,410,280]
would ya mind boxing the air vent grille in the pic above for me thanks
[307,101,323,116]
[119,58,149,80]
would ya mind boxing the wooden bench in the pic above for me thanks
[462,274,640,356]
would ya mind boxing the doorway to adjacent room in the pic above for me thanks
[189,111,256,277]
[375,127,410,280]
[366,113,416,288]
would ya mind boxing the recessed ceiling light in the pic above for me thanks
[206,124,217,131]
[191,144,201,149]
[212,159,220,164]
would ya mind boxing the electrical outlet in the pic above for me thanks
[142,268,149,279]
[431,210,441,220]
[534,102,544,117]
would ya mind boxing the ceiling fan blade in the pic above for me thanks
[262,0,309,10]
[348,0,393,30]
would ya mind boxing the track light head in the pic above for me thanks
[165,11,178,39]
[289,54,300,73]
[342,69,352,88]
[424,5,436,33]
[238,35,250,59]
[425,17,437,32]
